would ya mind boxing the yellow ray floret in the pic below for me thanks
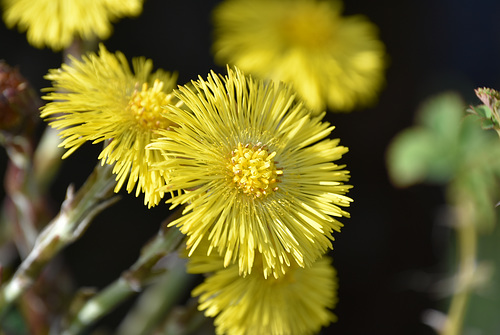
[41,44,178,207]
[1,0,144,50]
[149,67,352,278]
[189,251,338,335]
[212,0,386,113]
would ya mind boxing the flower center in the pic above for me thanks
[229,142,283,198]
[128,79,174,130]
[279,4,336,49]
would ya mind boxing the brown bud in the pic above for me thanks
[0,60,40,136]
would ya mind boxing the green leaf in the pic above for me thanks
[387,93,465,187]
[386,128,436,187]
[470,104,493,119]
[416,92,465,143]
[481,118,495,130]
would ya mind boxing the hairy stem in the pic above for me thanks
[0,163,118,319]
[62,213,185,335]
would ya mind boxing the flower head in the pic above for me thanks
[190,251,338,335]
[212,0,386,113]
[41,44,178,207]
[1,0,144,51]
[150,67,352,278]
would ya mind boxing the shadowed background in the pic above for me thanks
[2,1,500,334]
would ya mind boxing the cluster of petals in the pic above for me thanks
[149,67,352,279]
[41,44,177,207]
[187,244,339,335]
[2,0,144,50]
[212,0,386,113]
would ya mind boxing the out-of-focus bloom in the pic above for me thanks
[212,0,386,113]
[0,60,40,136]
[41,44,178,207]
[1,0,144,51]
[149,67,352,278]
[189,251,338,335]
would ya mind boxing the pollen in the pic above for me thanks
[128,79,174,130]
[229,142,283,198]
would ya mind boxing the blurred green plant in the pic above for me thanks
[387,92,500,335]
[468,87,500,136]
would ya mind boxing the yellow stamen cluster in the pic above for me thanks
[128,79,173,130]
[229,142,283,198]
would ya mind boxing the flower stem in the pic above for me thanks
[64,278,134,333]
[32,126,65,195]
[116,258,197,335]
[0,163,118,319]
[61,213,186,335]
[441,200,477,335]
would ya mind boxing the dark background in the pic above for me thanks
[2,1,500,334]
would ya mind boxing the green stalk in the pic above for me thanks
[62,215,185,335]
[116,259,197,335]
[441,200,477,335]
[65,278,134,332]
[0,163,118,319]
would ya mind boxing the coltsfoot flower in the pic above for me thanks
[212,0,386,113]
[150,67,352,278]
[1,0,144,51]
[189,251,338,335]
[41,44,178,207]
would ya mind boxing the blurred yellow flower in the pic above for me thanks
[212,0,386,113]
[41,44,178,207]
[190,252,338,335]
[1,0,144,51]
[150,67,352,278]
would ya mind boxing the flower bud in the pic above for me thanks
[0,61,40,136]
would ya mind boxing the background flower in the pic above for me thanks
[212,0,386,113]
[41,44,178,207]
[150,67,352,278]
[190,253,338,335]
[1,0,144,51]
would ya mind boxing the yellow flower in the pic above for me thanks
[41,44,178,207]
[1,0,144,51]
[212,0,386,113]
[150,67,352,278]
[190,252,338,335]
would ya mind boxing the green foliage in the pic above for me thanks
[388,90,500,334]
[385,128,438,187]
[387,92,500,231]
[463,223,500,334]
[2,307,28,335]
[467,87,500,132]
[387,93,466,187]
